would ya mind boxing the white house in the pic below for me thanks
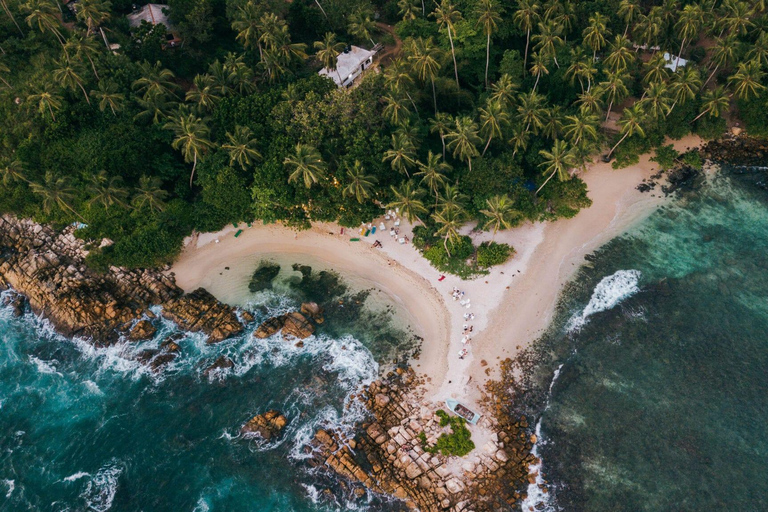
[127,4,181,46]
[318,46,378,88]
[663,52,688,72]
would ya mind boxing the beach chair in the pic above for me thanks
[234,229,243,238]
[398,237,405,244]
[365,229,370,236]
[371,227,376,234]
[350,238,360,242]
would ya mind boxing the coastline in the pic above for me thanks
[171,134,703,407]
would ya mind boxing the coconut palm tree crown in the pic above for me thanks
[284,144,327,189]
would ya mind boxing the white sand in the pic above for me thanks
[170,135,702,408]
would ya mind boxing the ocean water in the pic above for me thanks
[526,165,768,511]
[0,265,414,511]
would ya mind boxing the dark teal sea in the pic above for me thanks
[524,164,768,511]
[0,269,413,511]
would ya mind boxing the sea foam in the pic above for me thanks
[568,270,642,332]
[80,460,123,512]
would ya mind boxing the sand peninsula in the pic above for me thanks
[172,134,702,409]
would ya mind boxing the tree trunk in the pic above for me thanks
[535,167,558,195]
[431,77,437,114]
[482,134,493,155]
[605,99,614,122]
[190,152,197,187]
[485,32,490,88]
[675,37,686,70]
[691,107,711,123]
[1,0,23,37]
[533,73,540,92]
[607,130,630,159]
[441,134,446,159]
[87,55,100,80]
[78,82,91,104]
[406,91,419,115]
[443,235,452,257]
[0,76,10,88]
[314,0,330,22]
[523,29,531,74]
[468,157,472,172]
[703,63,719,88]
[448,28,459,88]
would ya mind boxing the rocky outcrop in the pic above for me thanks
[240,410,288,439]
[161,288,244,343]
[1,290,26,317]
[203,355,234,378]
[0,215,248,345]
[253,306,321,341]
[306,369,537,511]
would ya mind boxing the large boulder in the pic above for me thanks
[281,312,314,340]
[161,288,244,343]
[253,315,287,339]
[128,320,157,341]
[240,410,288,439]
[203,355,234,378]
[248,262,281,293]
[300,302,324,324]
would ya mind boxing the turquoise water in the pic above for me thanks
[527,166,768,511]
[0,268,412,511]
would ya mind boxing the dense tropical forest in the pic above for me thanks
[1,0,767,268]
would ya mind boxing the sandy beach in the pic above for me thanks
[170,135,702,408]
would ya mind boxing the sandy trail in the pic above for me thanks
[170,135,702,408]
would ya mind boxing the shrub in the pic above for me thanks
[651,144,680,171]
[477,241,513,268]
[420,410,475,457]
[681,150,703,170]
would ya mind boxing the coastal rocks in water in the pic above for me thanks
[128,320,157,341]
[0,215,247,346]
[306,368,537,512]
[1,290,26,317]
[161,288,244,343]
[240,410,288,439]
[248,262,280,293]
[203,355,234,378]
[300,302,324,324]
[253,311,316,340]
[281,312,314,340]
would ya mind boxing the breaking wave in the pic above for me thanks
[79,460,123,512]
[568,270,642,332]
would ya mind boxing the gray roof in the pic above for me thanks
[318,46,376,86]
[127,4,173,28]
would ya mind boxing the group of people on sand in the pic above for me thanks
[450,288,476,360]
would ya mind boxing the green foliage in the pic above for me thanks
[476,241,512,268]
[681,151,704,170]
[421,410,475,457]
[651,144,680,172]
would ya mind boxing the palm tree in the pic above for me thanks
[348,10,376,46]
[604,35,634,74]
[642,53,670,86]
[674,4,703,68]
[704,34,738,87]
[223,126,261,168]
[1,0,24,36]
[536,139,575,195]
[384,58,418,113]
[164,113,214,187]
[633,11,661,51]
[600,70,629,122]
[397,0,418,21]
[432,206,466,256]
[343,160,378,203]
[446,116,481,172]
[30,172,85,220]
[408,37,442,113]
[516,90,546,134]
[576,87,604,116]
[231,1,262,51]
[479,99,509,155]
[668,66,702,112]
[728,60,766,100]
[28,88,62,121]
[431,0,462,87]
[583,12,609,61]
[383,132,417,177]
[90,80,124,115]
[746,31,768,68]
[489,73,518,107]
[415,151,450,202]
[532,19,563,67]
[480,194,519,238]
[562,113,598,146]
[513,0,540,72]
[186,74,222,113]
[529,52,549,92]
[437,183,467,213]
[565,46,595,92]
[721,0,753,36]
[65,34,102,80]
[0,158,28,185]
[23,0,65,46]
[617,0,640,37]
[135,89,176,124]
[53,59,90,104]
[429,112,452,159]
[132,176,168,212]
[639,81,672,120]
[284,144,327,189]
[509,124,530,156]
[383,93,412,126]
[607,104,645,159]
[541,105,563,140]
[475,0,502,88]
[88,170,128,208]
[76,0,111,33]
[133,61,177,99]
[314,32,345,85]
[388,181,428,224]
[692,86,731,123]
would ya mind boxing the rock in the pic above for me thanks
[248,262,280,293]
[253,315,286,338]
[445,478,465,494]
[149,352,176,371]
[1,291,26,317]
[240,410,288,440]
[128,320,157,341]
[375,394,391,407]
[300,302,324,324]
[405,462,423,479]
[203,356,234,377]
[281,312,314,340]
[161,288,244,343]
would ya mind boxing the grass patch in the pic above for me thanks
[419,409,476,457]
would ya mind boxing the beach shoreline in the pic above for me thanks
[170,135,702,408]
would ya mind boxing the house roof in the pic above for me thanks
[127,4,173,28]
[318,46,376,86]
[662,52,688,72]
